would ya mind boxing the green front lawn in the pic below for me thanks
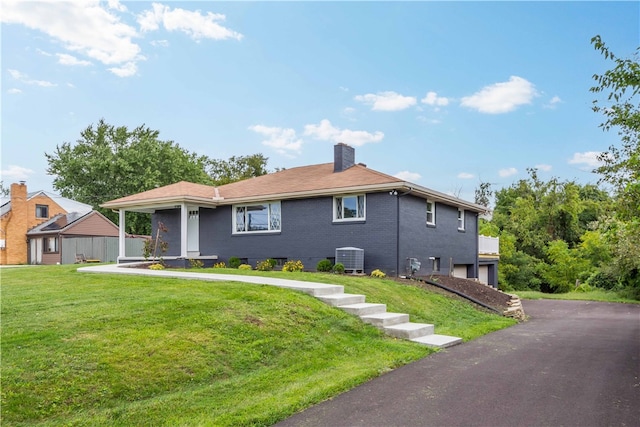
[1,265,515,426]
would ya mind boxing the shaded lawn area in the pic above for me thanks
[1,265,515,426]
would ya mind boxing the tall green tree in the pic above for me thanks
[46,119,213,234]
[46,120,274,235]
[208,154,270,185]
[591,35,640,220]
[591,36,640,292]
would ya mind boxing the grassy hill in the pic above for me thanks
[1,265,515,426]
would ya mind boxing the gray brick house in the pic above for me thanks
[103,144,498,285]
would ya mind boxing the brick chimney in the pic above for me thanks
[3,182,29,264]
[334,143,355,172]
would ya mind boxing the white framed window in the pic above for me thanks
[432,257,440,272]
[457,208,465,231]
[426,200,435,225]
[44,237,58,253]
[334,195,365,221]
[233,202,281,233]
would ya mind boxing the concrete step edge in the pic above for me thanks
[411,334,463,348]
[338,303,387,316]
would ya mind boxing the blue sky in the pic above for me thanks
[2,1,638,203]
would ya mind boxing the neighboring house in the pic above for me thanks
[0,182,92,265]
[0,182,147,265]
[27,210,119,265]
[102,143,499,286]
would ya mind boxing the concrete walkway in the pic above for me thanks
[78,264,462,348]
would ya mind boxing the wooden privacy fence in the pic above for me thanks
[61,236,147,264]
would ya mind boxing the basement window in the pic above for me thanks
[36,204,49,219]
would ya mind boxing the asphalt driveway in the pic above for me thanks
[276,300,640,427]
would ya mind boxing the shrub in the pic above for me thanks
[282,260,304,272]
[238,264,253,271]
[316,259,333,272]
[574,283,593,293]
[333,263,345,274]
[212,262,226,268]
[370,269,386,278]
[189,259,204,269]
[148,263,165,270]
[228,257,242,269]
[256,259,275,271]
[586,271,617,290]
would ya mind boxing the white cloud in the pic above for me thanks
[395,171,422,182]
[498,167,518,178]
[339,86,349,92]
[421,91,449,107]
[2,0,142,76]
[304,119,384,146]
[108,62,138,77]
[354,91,417,111]
[107,0,127,12]
[461,76,538,114]
[544,95,562,109]
[137,3,243,41]
[150,39,170,47]
[57,53,92,66]
[249,125,303,156]
[535,164,553,172]
[457,172,475,179]
[568,151,603,169]
[8,69,56,87]
[1,165,34,181]
[3,1,241,78]
[7,88,22,94]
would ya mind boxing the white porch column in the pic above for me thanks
[180,204,188,258]
[118,209,126,262]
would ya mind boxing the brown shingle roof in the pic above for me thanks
[217,163,402,200]
[102,162,487,213]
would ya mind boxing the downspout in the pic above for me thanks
[394,188,413,276]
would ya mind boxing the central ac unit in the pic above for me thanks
[335,247,364,273]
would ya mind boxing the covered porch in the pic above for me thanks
[101,182,224,266]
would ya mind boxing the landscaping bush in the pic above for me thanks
[282,260,304,272]
[212,262,226,268]
[189,259,204,269]
[228,257,242,269]
[370,269,386,278]
[238,264,253,271]
[316,259,333,272]
[256,259,275,271]
[149,263,165,270]
[333,263,345,274]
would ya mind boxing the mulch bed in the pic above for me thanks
[395,275,513,312]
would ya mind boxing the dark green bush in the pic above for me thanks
[586,271,617,290]
[228,257,241,269]
[333,263,345,274]
[316,259,333,272]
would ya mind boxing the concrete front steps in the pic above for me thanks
[316,291,462,349]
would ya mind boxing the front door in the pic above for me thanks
[187,207,200,256]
